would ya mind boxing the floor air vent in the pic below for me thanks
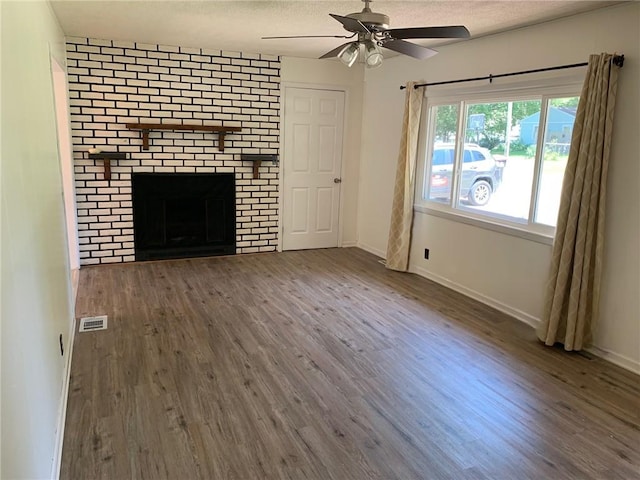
[79,315,108,332]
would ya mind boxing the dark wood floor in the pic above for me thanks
[61,248,640,479]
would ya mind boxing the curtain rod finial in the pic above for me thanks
[613,54,624,67]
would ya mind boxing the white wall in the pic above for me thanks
[357,3,640,371]
[51,57,80,273]
[1,1,74,478]
[280,57,364,246]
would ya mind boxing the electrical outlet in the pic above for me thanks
[59,334,64,356]
[424,248,430,260]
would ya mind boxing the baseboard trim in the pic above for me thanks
[341,241,358,248]
[356,242,386,260]
[409,264,640,374]
[587,345,640,375]
[51,317,76,480]
[410,264,541,329]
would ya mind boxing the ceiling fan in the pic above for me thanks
[262,0,470,68]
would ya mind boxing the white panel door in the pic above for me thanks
[282,87,345,250]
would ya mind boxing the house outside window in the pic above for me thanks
[416,82,580,240]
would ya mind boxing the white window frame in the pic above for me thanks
[414,76,583,244]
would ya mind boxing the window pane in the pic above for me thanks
[460,100,541,222]
[426,105,458,204]
[535,96,579,226]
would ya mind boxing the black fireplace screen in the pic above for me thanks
[132,173,235,261]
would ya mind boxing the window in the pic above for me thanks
[419,88,580,237]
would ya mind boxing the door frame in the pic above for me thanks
[278,82,351,252]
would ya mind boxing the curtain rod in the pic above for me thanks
[400,54,625,90]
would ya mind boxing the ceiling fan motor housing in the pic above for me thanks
[346,11,390,31]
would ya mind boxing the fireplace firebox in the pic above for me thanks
[132,173,235,261]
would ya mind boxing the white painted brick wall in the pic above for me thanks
[66,38,280,265]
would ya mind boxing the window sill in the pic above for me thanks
[413,204,554,246]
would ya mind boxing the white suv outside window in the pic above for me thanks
[428,144,500,206]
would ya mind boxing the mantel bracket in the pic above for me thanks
[142,129,150,150]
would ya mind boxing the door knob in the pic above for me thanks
[334,178,342,184]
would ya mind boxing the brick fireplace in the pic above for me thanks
[66,37,281,265]
[132,173,236,261]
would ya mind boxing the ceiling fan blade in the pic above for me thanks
[262,34,354,40]
[329,13,370,33]
[387,26,470,40]
[319,42,353,59]
[381,39,438,60]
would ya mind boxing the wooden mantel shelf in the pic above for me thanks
[125,123,242,151]
[88,152,127,180]
[241,154,279,179]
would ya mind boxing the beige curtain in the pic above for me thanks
[537,53,621,350]
[386,82,424,271]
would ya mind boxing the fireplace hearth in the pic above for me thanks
[132,173,235,261]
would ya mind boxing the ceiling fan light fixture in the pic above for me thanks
[364,41,383,68]
[338,42,359,67]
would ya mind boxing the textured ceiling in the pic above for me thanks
[50,1,623,59]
